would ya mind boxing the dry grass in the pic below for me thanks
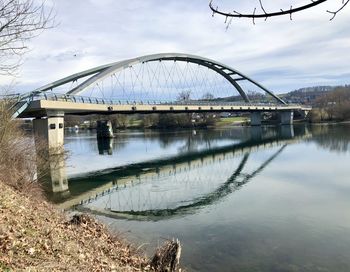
[0,100,44,198]
[0,181,149,271]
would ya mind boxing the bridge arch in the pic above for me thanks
[32,53,286,104]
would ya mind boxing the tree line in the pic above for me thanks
[65,112,219,130]
[309,85,350,122]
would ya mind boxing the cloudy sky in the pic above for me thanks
[2,0,350,94]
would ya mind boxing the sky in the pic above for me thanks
[1,0,350,94]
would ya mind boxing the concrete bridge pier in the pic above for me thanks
[33,111,65,154]
[250,112,262,126]
[299,110,310,120]
[280,111,294,125]
[96,120,114,138]
[33,111,69,199]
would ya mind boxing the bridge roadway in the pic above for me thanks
[19,94,309,118]
[55,131,310,210]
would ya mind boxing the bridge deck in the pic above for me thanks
[20,98,311,118]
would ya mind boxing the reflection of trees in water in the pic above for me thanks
[144,128,250,153]
[135,128,250,152]
[310,125,350,153]
[107,126,297,155]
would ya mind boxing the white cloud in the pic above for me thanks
[1,0,350,93]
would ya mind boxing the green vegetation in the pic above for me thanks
[216,116,249,127]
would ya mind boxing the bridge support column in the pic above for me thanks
[280,111,294,125]
[97,120,114,138]
[250,112,262,126]
[33,112,65,153]
[33,111,68,199]
[299,110,310,120]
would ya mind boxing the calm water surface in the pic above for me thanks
[47,124,350,272]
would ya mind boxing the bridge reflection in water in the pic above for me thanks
[41,125,310,217]
[83,146,286,219]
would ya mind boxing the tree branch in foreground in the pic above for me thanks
[209,0,349,24]
[327,0,350,20]
[0,0,55,74]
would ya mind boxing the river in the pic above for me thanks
[44,123,350,272]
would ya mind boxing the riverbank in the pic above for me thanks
[0,180,149,271]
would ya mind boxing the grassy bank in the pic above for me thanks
[215,117,249,127]
[0,180,148,271]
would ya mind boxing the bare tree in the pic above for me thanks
[202,92,214,100]
[0,1,55,196]
[0,0,54,75]
[314,86,350,121]
[209,0,349,25]
[177,90,191,102]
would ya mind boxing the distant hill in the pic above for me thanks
[281,85,344,105]
[289,86,336,94]
[196,85,348,105]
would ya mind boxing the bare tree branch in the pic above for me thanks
[327,0,350,20]
[209,0,349,24]
[0,0,55,74]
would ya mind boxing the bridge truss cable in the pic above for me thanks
[25,54,286,105]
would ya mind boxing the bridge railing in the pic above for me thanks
[21,92,299,108]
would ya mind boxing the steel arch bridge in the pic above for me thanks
[10,52,309,119]
[32,53,286,103]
